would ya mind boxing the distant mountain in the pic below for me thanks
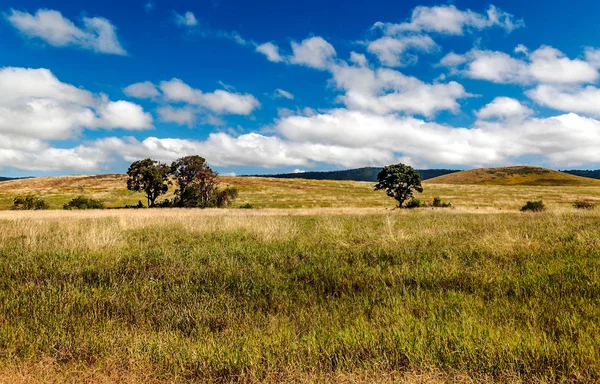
[562,170,600,180]
[252,167,459,182]
[0,177,18,182]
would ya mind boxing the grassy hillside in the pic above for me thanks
[3,172,600,211]
[428,166,600,186]
[256,167,459,182]
[1,209,599,382]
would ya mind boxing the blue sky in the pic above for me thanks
[2,0,600,176]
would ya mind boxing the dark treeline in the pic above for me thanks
[562,170,600,180]
[250,167,460,182]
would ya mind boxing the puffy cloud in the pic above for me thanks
[0,67,152,140]
[442,46,599,84]
[331,64,471,117]
[175,11,198,27]
[349,52,368,67]
[375,4,522,36]
[290,37,336,69]
[6,9,126,55]
[527,85,600,117]
[158,78,260,115]
[123,81,160,99]
[476,97,533,120]
[367,35,438,67]
[255,42,283,62]
[157,106,196,126]
[274,89,294,100]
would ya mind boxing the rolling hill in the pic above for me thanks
[255,167,459,182]
[427,166,600,186]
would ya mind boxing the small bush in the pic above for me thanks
[240,203,253,209]
[125,200,145,209]
[405,199,424,209]
[573,200,595,210]
[13,195,49,210]
[63,196,104,210]
[432,197,452,208]
[521,200,545,212]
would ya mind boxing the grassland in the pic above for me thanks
[0,172,599,382]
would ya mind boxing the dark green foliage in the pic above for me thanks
[405,198,424,208]
[126,158,171,207]
[12,195,49,210]
[563,169,600,179]
[171,155,238,208]
[432,197,452,208]
[521,200,546,212]
[573,200,595,210]
[251,167,459,182]
[63,196,104,210]
[124,200,146,209]
[240,203,253,209]
[375,163,424,208]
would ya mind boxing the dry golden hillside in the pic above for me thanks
[426,166,600,186]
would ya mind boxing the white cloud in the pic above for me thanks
[349,52,368,67]
[156,106,196,126]
[367,35,438,67]
[175,11,198,27]
[375,4,522,36]
[274,89,294,100]
[331,64,471,117]
[159,78,260,115]
[6,9,126,55]
[442,46,599,84]
[290,37,336,69]
[256,42,283,62]
[123,81,160,99]
[0,67,152,140]
[476,97,532,120]
[527,85,600,117]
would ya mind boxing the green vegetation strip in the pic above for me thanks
[0,211,598,381]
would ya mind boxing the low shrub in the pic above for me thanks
[12,195,49,210]
[124,200,146,209]
[63,196,104,210]
[573,200,595,210]
[521,200,545,212]
[405,199,424,209]
[240,203,253,209]
[432,197,452,208]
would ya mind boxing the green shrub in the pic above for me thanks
[63,196,104,210]
[573,200,595,210]
[124,200,146,209]
[240,203,253,209]
[432,197,452,208]
[405,198,424,209]
[521,200,545,212]
[12,195,49,210]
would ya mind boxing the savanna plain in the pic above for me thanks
[0,174,599,383]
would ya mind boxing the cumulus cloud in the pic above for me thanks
[367,35,438,67]
[527,85,600,117]
[175,11,198,27]
[156,106,196,126]
[123,81,160,99]
[374,4,523,36]
[289,37,337,69]
[255,42,283,62]
[274,89,294,100]
[331,64,471,117]
[441,46,599,85]
[476,97,532,120]
[6,9,126,55]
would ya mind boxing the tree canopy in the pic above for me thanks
[126,158,171,207]
[375,163,423,208]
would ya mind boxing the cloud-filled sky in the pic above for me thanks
[2,0,600,176]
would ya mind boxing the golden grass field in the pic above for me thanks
[0,169,599,382]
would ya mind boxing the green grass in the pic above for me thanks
[0,209,598,382]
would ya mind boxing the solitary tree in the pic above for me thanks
[375,163,423,208]
[126,158,171,207]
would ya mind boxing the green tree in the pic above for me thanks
[375,163,423,208]
[12,195,49,210]
[126,158,171,207]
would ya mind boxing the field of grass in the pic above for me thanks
[0,172,599,382]
[2,173,600,211]
[0,207,599,382]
